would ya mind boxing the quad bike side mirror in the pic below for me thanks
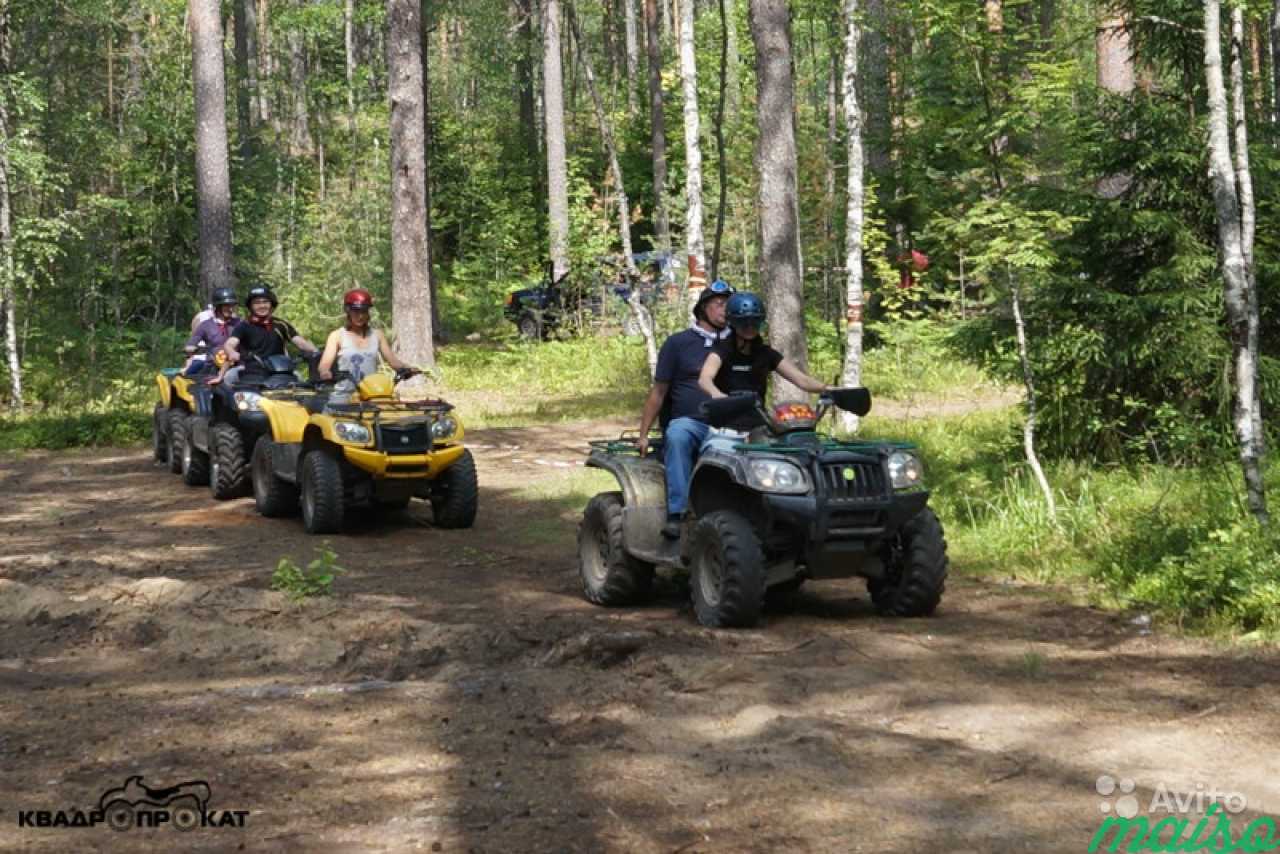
[825,387,872,417]
[701,392,764,430]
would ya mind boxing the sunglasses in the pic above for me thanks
[706,280,735,295]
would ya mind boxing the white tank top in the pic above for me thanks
[337,328,382,383]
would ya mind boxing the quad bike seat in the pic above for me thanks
[303,393,330,415]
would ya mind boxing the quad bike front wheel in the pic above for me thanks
[180,421,210,487]
[152,404,168,462]
[252,436,299,517]
[517,313,542,340]
[689,510,766,628]
[577,491,654,606]
[209,422,249,500]
[166,409,188,474]
[300,450,345,534]
[431,449,478,529]
[869,507,948,617]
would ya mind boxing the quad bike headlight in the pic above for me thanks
[887,451,925,490]
[431,417,457,439]
[746,458,810,494]
[334,421,371,444]
[233,391,264,412]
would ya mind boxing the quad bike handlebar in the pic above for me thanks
[701,387,873,435]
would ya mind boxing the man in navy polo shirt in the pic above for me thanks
[637,280,734,538]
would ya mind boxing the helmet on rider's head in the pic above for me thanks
[693,279,735,320]
[244,284,278,309]
[211,287,238,308]
[343,288,374,311]
[726,292,766,330]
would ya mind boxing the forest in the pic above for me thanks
[5,0,1273,627]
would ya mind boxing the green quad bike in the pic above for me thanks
[578,388,948,628]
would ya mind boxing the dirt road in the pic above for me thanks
[2,422,1278,852]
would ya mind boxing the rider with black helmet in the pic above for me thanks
[213,284,318,385]
[182,287,240,376]
[637,279,735,538]
[697,291,830,439]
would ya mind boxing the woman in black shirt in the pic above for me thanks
[697,292,830,434]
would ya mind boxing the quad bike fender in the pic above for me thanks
[171,376,196,408]
[261,398,310,443]
[154,374,173,409]
[585,452,670,562]
[342,442,465,479]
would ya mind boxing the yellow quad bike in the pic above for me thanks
[153,363,207,476]
[253,369,478,534]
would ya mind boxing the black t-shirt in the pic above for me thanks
[231,318,300,372]
[654,329,721,425]
[712,338,783,429]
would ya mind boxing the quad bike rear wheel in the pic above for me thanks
[180,421,210,486]
[869,508,948,617]
[166,409,188,474]
[517,313,542,340]
[209,422,249,500]
[152,404,168,462]
[689,510,766,628]
[577,491,654,606]
[300,450,344,534]
[252,436,299,517]
[431,449,478,529]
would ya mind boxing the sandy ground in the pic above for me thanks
[1,419,1278,853]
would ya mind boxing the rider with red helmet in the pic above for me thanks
[317,289,417,390]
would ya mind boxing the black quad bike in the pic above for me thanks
[577,389,948,628]
[179,353,317,499]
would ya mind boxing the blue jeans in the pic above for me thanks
[663,417,709,517]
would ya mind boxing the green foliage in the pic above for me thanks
[0,409,150,452]
[271,544,345,601]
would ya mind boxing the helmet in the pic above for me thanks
[726,292,766,329]
[244,284,278,309]
[211,287,238,308]
[693,279,735,320]
[343,288,374,311]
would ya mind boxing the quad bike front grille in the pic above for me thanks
[819,461,889,501]
[377,422,432,455]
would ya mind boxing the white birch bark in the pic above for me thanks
[543,0,571,279]
[623,0,639,114]
[0,0,20,408]
[838,0,863,434]
[678,0,706,312]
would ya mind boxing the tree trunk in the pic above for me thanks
[623,0,639,113]
[724,0,741,120]
[346,0,357,128]
[1205,0,1268,524]
[233,0,257,160]
[256,0,273,129]
[678,0,706,299]
[516,0,545,248]
[710,0,729,281]
[837,0,862,434]
[0,0,22,409]
[644,0,671,251]
[388,0,435,370]
[190,0,236,301]
[749,0,808,402]
[1250,15,1265,119]
[862,0,890,177]
[422,0,441,343]
[1272,0,1279,128]
[985,0,1003,34]
[567,1,658,376]
[543,0,571,279]
[1038,0,1055,48]
[288,3,312,155]
[1096,5,1134,94]
[1010,275,1057,521]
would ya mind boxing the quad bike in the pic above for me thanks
[252,368,478,534]
[177,353,317,498]
[578,388,948,629]
[152,353,220,476]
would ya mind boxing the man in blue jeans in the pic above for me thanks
[636,280,734,538]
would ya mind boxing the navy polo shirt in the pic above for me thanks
[655,329,719,425]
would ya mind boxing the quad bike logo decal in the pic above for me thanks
[842,467,856,482]
[15,774,248,832]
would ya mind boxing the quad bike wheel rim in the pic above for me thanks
[696,539,724,608]
[581,522,609,587]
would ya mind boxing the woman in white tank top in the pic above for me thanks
[317,289,416,397]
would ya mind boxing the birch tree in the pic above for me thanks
[837,0,863,433]
[623,0,639,114]
[566,2,657,376]
[0,0,20,409]
[1204,0,1267,524]
[190,0,236,301]
[750,0,808,401]
[543,0,571,279]
[388,0,435,369]
[678,0,706,302]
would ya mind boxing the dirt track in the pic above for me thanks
[2,421,1279,852]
